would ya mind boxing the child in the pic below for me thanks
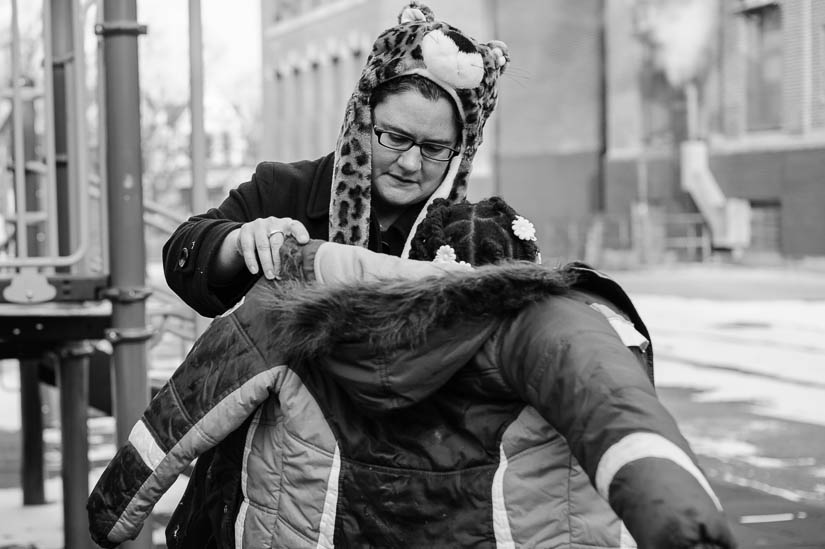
[89,198,735,549]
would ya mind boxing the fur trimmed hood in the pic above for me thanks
[251,262,574,364]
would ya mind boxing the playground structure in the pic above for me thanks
[1,0,203,547]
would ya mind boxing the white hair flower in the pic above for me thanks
[433,244,458,264]
[512,216,537,241]
[432,245,472,269]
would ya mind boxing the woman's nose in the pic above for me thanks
[396,145,423,171]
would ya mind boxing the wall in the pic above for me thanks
[493,0,604,259]
[603,0,825,258]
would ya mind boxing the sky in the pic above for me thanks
[138,0,262,123]
[0,1,263,134]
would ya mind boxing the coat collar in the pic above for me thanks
[249,262,573,364]
[306,152,335,220]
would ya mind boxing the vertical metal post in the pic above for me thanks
[49,0,74,265]
[19,82,47,506]
[10,0,29,256]
[98,2,152,547]
[19,360,45,505]
[22,92,45,256]
[189,0,207,215]
[189,0,210,336]
[595,0,607,214]
[57,341,92,549]
[41,0,61,257]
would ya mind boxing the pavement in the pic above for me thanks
[614,261,825,548]
[1,260,824,548]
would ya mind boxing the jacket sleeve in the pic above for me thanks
[87,298,286,548]
[496,295,737,549]
[278,237,471,285]
[312,241,470,284]
[162,166,262,317]
[162,158,327,317]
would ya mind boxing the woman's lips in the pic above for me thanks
[389,174,417,185]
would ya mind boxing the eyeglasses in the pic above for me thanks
[373,126,459,162]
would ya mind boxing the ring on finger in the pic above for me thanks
[267,229,285,239]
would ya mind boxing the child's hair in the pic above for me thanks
[409,197,540,266]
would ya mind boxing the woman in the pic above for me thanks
[90,198,735,548]
[162,2,510,317]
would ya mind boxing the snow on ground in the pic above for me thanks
[656,357,825,427]
[634,295,825,427]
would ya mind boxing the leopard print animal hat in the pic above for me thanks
[329,1,509,256]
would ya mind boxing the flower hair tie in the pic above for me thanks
[512,215,537,241]
[432,245,471,268]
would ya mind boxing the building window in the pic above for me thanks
[274,0,304,23]
[819,24,825,120]
[743,4,782,131]
[748,200,781,252]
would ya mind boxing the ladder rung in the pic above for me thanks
[24,160,47,174]
[3,211,49,223]
[0,87,44,100]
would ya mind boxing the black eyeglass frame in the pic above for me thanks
[373,126,459,162]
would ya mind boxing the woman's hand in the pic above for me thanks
[227,217,310,280]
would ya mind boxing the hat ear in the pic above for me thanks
[399,2,435,24]
[487,40,510,71]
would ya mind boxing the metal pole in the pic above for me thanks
[49,0,74,267]
[18,94,47,506]
[22,87,45,257]
[41,0,60,258]
[10,0,29,257]
[596,0,607,213]
[189,0,207,215]
[57,341,92,549]
[98,1,152,547]
[189,0,210,336]
[19,359,45,505]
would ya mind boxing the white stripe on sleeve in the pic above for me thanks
[595,432,723,511]
[127,419,165,471]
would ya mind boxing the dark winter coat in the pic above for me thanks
[90,246,734,548]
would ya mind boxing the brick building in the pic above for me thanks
[606,0,825,259]
[260,0,825,261]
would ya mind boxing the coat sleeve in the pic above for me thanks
[162,165,264,317]
[162,158,329,317]
[278,237,471,285]
[496,295,737,549]
[312,241,470,284]
[87,299,287,548]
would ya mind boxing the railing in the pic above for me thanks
[537,209,714,269]
[680,140,751,252]
[0,0,96,274]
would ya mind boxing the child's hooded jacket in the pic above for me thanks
[88,242,735,549]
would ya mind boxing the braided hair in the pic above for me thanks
[409,197,540,266]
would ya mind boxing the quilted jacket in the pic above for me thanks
[88,242,735,548]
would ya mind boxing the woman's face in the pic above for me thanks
[370,90,459,215]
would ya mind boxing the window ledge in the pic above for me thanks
[708,131,825,153]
